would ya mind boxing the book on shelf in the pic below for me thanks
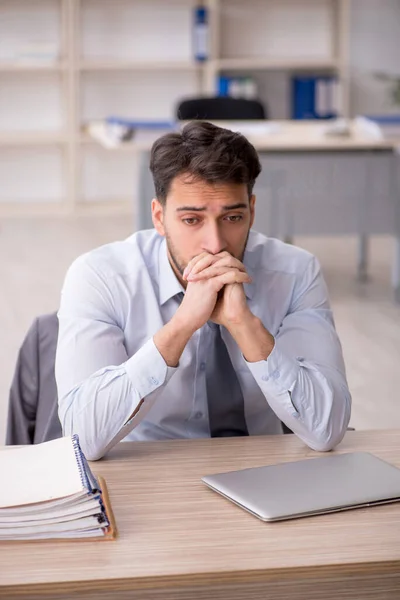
[217,75,258,100]
[291,75,339,120]
[0,435,116,541]
[193,5,209,62]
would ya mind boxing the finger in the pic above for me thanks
[183,252,212,280]
[183,250,233,278]
[210,270,252,291]
[188,262,247,281]
[214,251,232,260]
[188,252,245,279]
[185,254,222,279]
[206,253,245,272]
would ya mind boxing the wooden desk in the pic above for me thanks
[2,430,400,600]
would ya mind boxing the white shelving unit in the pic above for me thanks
[213,58,340,70]
[0,0,350,217]
[79,61,202,71]
[204,0,350,115]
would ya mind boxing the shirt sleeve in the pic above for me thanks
[55,256,177,460]
[244,255,351,451]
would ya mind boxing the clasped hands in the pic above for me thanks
[177,251,253,332]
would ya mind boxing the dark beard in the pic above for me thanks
[165,232,186,276]
[168,245,185,275]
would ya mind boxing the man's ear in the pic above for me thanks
[151,198,165,236]
[249,195,256,228]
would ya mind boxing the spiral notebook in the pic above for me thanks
[0,435,116,541]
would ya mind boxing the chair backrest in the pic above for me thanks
[6,312,62,445]
[176,96,267,121]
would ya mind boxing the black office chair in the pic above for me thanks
[176,96,267,121]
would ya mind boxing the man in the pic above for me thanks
[56,121,351,461]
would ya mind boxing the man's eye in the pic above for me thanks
[225,215,243,222]
[183,218,199,225]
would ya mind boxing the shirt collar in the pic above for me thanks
[158,237,256,305]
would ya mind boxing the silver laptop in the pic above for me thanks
[202,452,400,522]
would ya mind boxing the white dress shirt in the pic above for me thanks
[56,229,351,460]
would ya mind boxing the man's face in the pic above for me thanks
[152,174,256,282]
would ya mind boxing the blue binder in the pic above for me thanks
[292,76,337,120]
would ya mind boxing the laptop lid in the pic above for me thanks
[202,452,400,522]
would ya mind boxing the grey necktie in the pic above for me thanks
[206,322,249,437]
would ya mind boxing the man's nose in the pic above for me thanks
[201,223,227,255]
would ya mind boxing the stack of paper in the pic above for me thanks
[0,436,116,541]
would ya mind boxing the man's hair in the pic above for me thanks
[149,121,261,205]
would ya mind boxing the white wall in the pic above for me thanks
[349,0,400,116]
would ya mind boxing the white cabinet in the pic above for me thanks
[0,0,350,216]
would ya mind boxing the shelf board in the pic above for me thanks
[0,133,67,146]
[0,199,132,218]
[0,62,67,72]
[214,58,339,71]
[0,201,68,218]
[75,199,132,215]
[79,60,203,72]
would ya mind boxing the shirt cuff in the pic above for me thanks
[124,337,177,399]
[243,343,300,413]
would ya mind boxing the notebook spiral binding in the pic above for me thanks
[71,435,109,528]
[71,434,92,493]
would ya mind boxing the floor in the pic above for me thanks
[1,215,399,443]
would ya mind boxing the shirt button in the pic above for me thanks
[272,370,280,380]
[194,411,203,420]
[200,362,206,371]
[261,375,269,382]
[150,376,159,385]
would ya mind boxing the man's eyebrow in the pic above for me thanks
[221,203,248,211]
[175,203,248,212]
[176,206,207,212]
